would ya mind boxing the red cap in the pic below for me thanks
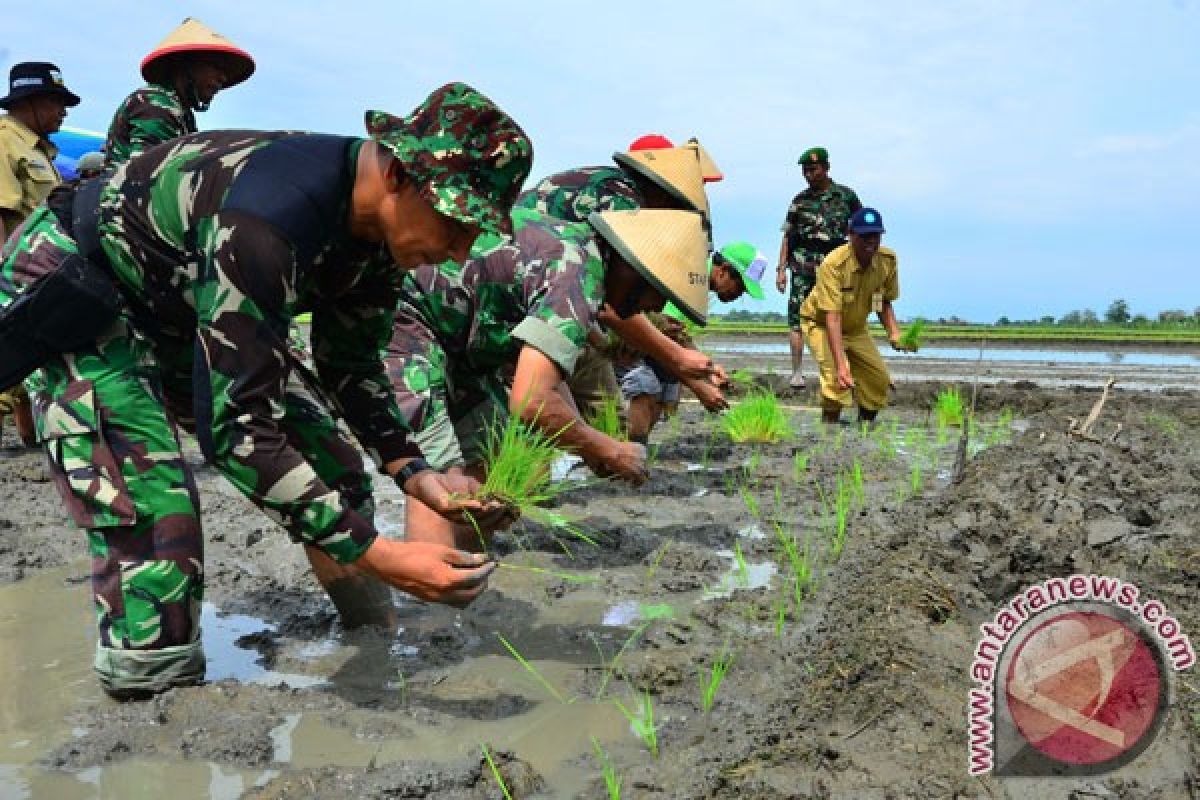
[628,133,674,151]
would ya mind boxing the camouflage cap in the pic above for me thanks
[799,146,829,166]
[365,82,533,238]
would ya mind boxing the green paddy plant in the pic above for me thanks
[774,592,788,639]
[615,690,659,758]
[898,317,927,350]
[587,394,625,441]
[817,473,854,559]
[481,744,515,800]
[910,460,923,496]
[934,387,965,429]
[792,450,810,482]
[851,459,865,507]
[773,522,814,606]
[729,368,756,391]
[733,539,751,586]
[589,622,650,699]
[739,485,760,519]
[478,412,568,523]
[497,633,568,704]
[722,390,792,444]
[699,644,736,712]
[591,737,622,800]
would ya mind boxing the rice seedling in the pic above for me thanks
[934,387,965,428]
[739,486,760,519]
[497,633,569,703]
[910,460,923,496]
[729,368,756,391]
[591,737,622,800]
[850,459,865,507]
[481,744,515,800]
[645,542,670,581]
[639,603,674,620]
[589,622,650,699]
[792,450,809,482]
[699,644,735,712]
[816,473,854,559]
[773,592,788,639]
[614,690,658,757]
[722,390,792,444]
[733,539,750,586]
[875,428,898,461]
[476,412,571,528]
[497,562,598,585]
[773,522,814,606]
[898,318,927,350]
[587,394,626,441]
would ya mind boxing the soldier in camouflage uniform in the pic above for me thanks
[776,146,862,388]
[0,82,532,698]
[517,138,730,415]
[387,206,710,551]
[105,18,255,167]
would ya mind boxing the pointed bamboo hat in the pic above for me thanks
[612,145,709,217]
[589,209,710,326]
[141,18,255,87]
[687,138,723,183]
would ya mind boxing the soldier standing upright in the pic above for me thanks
[0,82,532,698]
[105,18,255,167]
[0,61,80,446]
[776,146,862,388]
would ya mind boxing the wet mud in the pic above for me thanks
[1,379,1197,798]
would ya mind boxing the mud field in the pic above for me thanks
[1,378,1197,799]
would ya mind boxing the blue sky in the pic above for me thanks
[4,1,1197,322]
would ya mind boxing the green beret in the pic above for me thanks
[798,146,829,166]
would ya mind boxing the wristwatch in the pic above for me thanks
[393,457,432,491]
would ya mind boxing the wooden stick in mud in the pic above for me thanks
[1068,376,1116,438]
[952,339,985,484]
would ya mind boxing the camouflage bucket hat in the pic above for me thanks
[366,82,533,238]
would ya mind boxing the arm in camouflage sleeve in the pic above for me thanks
[510,234,603,375]
[311,263,421,468]
[109,90,193,163]
[193,211,378,564]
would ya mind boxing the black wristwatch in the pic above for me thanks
[393,458,432,492]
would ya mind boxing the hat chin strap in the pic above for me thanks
[182,78,210,113]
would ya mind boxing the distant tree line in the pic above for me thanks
[996,299,1200,328]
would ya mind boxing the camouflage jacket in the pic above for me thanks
[95,129,416,554]
[397,208,605,378]
[781,181,862,274]
[105,83,197,167]
[514,165,641,222]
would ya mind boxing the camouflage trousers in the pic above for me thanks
[786,263,818,331]
[1,209,372,694]
[384,310,508,471]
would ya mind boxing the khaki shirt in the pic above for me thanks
[0,115,61,224]
[799,243,899,334]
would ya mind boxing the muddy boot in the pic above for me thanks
[858,408,879,430]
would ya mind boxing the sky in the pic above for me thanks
[3,0,1198,323]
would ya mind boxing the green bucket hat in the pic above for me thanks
[713,241,765,299]
[365,82,533,237]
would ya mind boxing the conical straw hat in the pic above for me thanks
[589,209,710,326]
[687,138,723,182]
[612,145,709,216]
[142,18,255,87]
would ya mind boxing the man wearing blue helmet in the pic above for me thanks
[798,207,914,425]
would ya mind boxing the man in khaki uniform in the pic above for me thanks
[0,61,80,446]
[799,207,914,424]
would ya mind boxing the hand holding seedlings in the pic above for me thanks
[586,440,649,485]
[355,539,495,608]
[401,466,515,531]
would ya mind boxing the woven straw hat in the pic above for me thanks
[612,145,709,216]
[141,18,255,87]
[687,138,723,182]
[589,209,710,325]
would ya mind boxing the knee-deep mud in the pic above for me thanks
[0,378,1196,799]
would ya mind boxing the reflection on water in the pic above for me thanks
[704,340,1200,366]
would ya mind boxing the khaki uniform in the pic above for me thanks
[799,244,899,412]
[0,115,61,412]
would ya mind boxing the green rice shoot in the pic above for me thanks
[934,387,965,428]
[497,633,569,704]
[729,368,756,390]
[481,744,514,800]
[591,737,622,800]
[614,691,658,757]
[910,460,923,496]
[733,539,750,586]
[722,390,792,444]
[792,450,809,482]
[899,318,927,350]
[739,486,760,519]
[587,394,626,441]
[699,645,735,712]
[496,562,597,585]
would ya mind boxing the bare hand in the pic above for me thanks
[890,338,918,353]
[355,538,495,607]
[836,363,855,390]
[404,469,514,531]
[710,363,729,388]
[600,440,649,485]
[687,376,729,412]
[775,269,787,293]
[674,348,716,382]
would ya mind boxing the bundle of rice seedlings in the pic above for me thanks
[934,387,965,428]
[586,394,625,441]
[721,390,792,444]
[898,318,927,350]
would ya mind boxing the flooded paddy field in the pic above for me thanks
[1,378,1197,798]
